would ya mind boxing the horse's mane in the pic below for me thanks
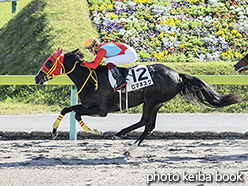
[65,49,84,61]
[65,49,106,70]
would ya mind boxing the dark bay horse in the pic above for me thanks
[234,54,248,73]
[35,48,241,155]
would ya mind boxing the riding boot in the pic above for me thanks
[110,67,127,90]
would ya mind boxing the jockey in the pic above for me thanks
[82,37,138,91]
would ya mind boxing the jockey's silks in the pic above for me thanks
[99,42,128,57]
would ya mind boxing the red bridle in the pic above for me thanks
[40,48,65,79]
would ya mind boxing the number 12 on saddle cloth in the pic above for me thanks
[108,65,154,93]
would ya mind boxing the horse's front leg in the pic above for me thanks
[74,103,109,135]
[52,104,83,139]
[52,104,107,139]
[75,112,102,135]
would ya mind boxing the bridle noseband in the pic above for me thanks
[41,55,66,80]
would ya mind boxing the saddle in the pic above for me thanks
[108,64,154,111]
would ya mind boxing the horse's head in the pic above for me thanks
[34,48,84,85]
[234,54,248,74]
[34,47,64,85]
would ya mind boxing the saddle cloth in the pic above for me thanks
[108,65,154,92]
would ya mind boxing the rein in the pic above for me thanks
[75,64,98,97]
[42,56,98,97]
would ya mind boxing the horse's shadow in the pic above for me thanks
[1,153,248,167]
[166,153,248,163]
[0,156,128,167]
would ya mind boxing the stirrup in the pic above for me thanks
[114,82,127,92]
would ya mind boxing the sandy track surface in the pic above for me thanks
[1,139,248,186]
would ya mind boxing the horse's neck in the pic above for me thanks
[66,64,89,84]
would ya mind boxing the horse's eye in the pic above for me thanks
[45,60,53,69]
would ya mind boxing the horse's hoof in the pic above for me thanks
[123,142,139,156]
[123,150,131,156]
[51,129,58,140]
[89,129,102,135]
[111,136,120,140]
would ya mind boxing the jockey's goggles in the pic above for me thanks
[88,47,94,52]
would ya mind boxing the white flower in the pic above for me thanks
[128,1,136,7]
[203,36,218,46]
[119,29,127,35]
[235,22,248,35]
[151,5,171,17]
[206,52,221,61]
[92,14,102,25]
[219,37,228,46]
[208,0,222,6]
[161,37,181,50]
[196,54,206,61]
[115,2,127,10]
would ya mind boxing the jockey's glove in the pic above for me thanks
[81,60,89,65]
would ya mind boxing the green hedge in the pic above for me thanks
[1,61,248,113]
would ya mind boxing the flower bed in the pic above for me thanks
[88,0,248,62]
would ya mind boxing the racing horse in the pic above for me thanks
[234,53,248,73]
[35,48,241,155]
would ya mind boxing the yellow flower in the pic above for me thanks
[179,44,185,48]
[90,4,98,11]
[153,51,165,60]
[165,18,181,26]
[221,53,227,57]
[159,32,164,38]
[236,32,242,38]
[100,5,106,11]
[160,20,166,26]
[216,30,223,35]
[235,52,243,58]
[108,4,114,10]
[232,29,238,34]
[108,13,118,19]
[135,0,151,4]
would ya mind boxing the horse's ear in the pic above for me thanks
[54,47,63,58]
[71,48,79,54]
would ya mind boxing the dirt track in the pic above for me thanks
[1,139,248,186]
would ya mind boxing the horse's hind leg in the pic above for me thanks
[123,103,162,155]
[114,99,155,138]
[114,117,146,138]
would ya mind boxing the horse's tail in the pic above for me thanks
[179,73,242,107]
